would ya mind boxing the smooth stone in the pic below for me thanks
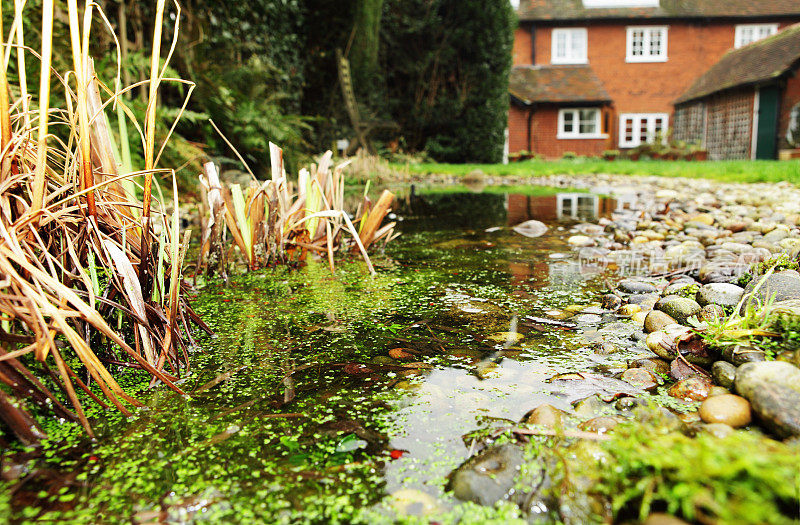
[698,304,726,323]
[620,368,659,390]
[668,377,711,401]
[567,235,595,247]
[512,220,548,238]
[742,271,800,311]
[617,304,641,317]
[487,332,524,345]
[661,281,699,297]
[698,394,752,428]
[722,344,766,366]
[594,342,619,356]
[571,314,603,325]
[579,416,623,434]
[615,396,647,411]
[573,395,612,418]
[708,386,730,397]
[390,489,441,516]
[699,423,736,439]
[698,262,748,284]
[655,296,701,324]
[735,361,800,438]
[711,361,737,389]
[696,283,744,308]
[629,357,670,377]
[644,310,677,333]
[631,311,648,326]
[628,292,660,307]
[763,228,789,243]
[617,279,658,294]
[521,404,566,429]
[600,294,622,310]
[447,444,524,505]
[646,331,676,360]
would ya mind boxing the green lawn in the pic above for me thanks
[395,159,800,185]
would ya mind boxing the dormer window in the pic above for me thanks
[552,28,588,64]
[734,24,778,48]
[626,26,668,62]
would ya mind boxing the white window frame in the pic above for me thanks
[618,113,669,148]
[626,26,668,63]
[551,28,588,65]
[734,24,778,48]
[557,108,605,139]
[557,193,599,219]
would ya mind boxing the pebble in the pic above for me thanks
[617,279,658,294]
[644,310,677,333]
[668,377,711,401]
[655,296,701,324]
[711,361,737,389]
[735,361,800,438]
[568,235,595,247]
[698,394,752,427]
[620,368,659,390]
[521,404,565,428]
[696,283,744,308]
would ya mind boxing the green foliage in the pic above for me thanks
[738,253,799,288]
[382,0,515,163]
[586,420,800,524]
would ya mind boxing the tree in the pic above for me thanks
[382,0,515,162]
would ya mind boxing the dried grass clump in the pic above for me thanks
[0,0,209,443]
[197,144,399,277]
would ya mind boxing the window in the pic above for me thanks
[734,24,778,48]
[551,28,588,64]
[619,113,669,147]
[558,108,604,139]
[626,26,667,62]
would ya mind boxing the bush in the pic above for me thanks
[382,0,515,163]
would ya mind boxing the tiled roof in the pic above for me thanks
[509,65,611,104]
[675,23,800,103]
[517,0,800,22]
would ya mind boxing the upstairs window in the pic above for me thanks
[558,108,603,139]
[619,113,668,147]
[552,28,588,64]
[626,26,667,62]
[734,24,778,48]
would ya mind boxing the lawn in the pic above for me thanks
[396,159,800,185]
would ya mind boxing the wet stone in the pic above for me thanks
[600,294,622,310]
[742,270,800,311]
[699,394,752,428]
[646,330,677,360]
[617,304,641,317]
[579,416,623,434]
[617,279,658,294]
[655,295,701,324]
[573,395,612,418]
[699,304,727,323]
[668,377,711,401]
[712,361,737,389]
[735,361,800,438]
[620,368,658,390]
[722,344,766,366]
[571,314,603,325]
[629,357,670,377]
[644,310,677,333]
[614,396,647,411]
[699,423,736,439]
[521,404,566,429]
[447,444,524,506]
[696,283,744,308]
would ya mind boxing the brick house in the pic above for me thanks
[673,24,800,160]
[509,0,800,159]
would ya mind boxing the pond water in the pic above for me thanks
[8,186,657,523]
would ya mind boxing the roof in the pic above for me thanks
[517,0,800,22]
[675,23,800,103]
[509,65,611,104]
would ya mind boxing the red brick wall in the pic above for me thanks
[513,25,533,66]
[529,106,609,158]
[779,72,800,150]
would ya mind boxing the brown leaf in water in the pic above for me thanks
[389,348,414,359]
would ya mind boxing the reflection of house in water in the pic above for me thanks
[507,192,617,225]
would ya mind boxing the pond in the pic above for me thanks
[5,182,799,524]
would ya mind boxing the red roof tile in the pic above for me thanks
[676,23,800,103]
[510,65,611,104]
